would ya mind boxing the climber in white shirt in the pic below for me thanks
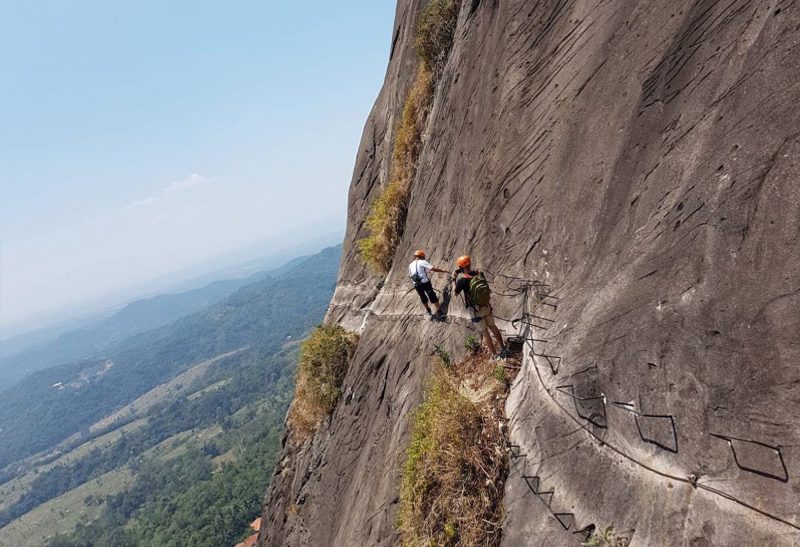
[408,249,448,319]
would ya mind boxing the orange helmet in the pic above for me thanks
[414,249,426,258]
[456,255,471,269]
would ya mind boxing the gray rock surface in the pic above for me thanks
[260,0,800,545]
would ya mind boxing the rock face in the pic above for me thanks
[259,1,800,545]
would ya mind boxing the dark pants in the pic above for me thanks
[414,281,439,306]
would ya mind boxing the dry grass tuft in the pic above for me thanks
[287,325,358,442]
[416,0,461,74]
[398,350,513,546]
[358,65,433,273]
[358,0,461,273]
[393,65,434,175]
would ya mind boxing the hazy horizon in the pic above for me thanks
[1,220,344,340]
[0,1,395,331]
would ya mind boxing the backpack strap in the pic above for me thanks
[411,259,424,286]
[457,272,474,309]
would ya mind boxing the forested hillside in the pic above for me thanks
[0,271,263,390]
[0,246,339,471]
[0,245,340,546]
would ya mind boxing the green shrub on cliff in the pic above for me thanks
[287,325,358,441]
[358,0,461,273]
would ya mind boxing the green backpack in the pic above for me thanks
[466,273,491,306]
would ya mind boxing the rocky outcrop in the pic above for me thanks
[260,0,800,545]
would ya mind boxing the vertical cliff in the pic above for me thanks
[260,0,800,545]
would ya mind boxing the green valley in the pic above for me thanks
[0,245,340,546]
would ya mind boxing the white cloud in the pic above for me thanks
[125,174,211,212]
[126,196,159,209]
[165,173,208,193]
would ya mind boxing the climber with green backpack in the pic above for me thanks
[452,255,507,357]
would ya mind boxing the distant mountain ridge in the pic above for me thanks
[0,244,342,471]
[0,278,251,390]
[0,246,332,391]
[1,223,343,342]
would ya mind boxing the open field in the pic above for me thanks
[187,377,232,401]
[0,348,245,498]
[0,467,133,547]
[1,421,226,544]
[211,448,237,469]
[0,347,243,533]
[90,348,246,433]
[0,418,146,514]
[143,423,223,463]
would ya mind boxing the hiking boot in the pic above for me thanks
[496,347,512,358]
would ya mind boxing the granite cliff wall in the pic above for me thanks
[260,1,800,545]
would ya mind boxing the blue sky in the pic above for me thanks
[0,1,396,331]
